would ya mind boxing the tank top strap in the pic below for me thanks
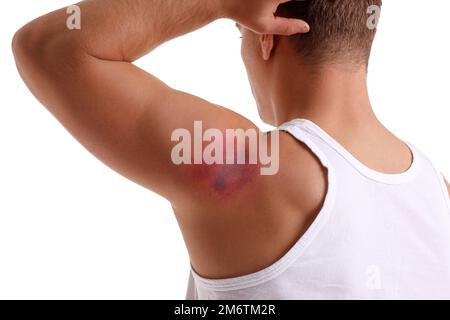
[278,119,423,185]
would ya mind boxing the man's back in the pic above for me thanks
[187,119,450,299]
[176,112,424,281]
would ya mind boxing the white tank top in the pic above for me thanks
[186,119,450,300]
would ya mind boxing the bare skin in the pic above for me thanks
[12,0,449,280]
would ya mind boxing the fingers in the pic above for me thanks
[267,16,310,35]
[227,0,310,36]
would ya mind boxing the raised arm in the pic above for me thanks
[11,0,308,205]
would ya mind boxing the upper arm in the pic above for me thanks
[12,27,258,205]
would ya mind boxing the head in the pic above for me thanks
[238,0,382,125]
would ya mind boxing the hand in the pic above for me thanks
[220,0,309,35]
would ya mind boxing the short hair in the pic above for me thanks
[276,0,383,66]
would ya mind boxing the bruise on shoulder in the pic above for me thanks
[189,134,261,199]
[190,162,259,198]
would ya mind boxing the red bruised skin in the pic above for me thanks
[188,134,261,197]
[191,162,259,197]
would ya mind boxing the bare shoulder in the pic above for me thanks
[179,129,328,279]
[234,129,329,274]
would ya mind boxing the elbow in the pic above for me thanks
[12,26,29,66]
[12,23,48,70]
[11,29,20,57]
[12,18,86,109]
[12,21,82,105]
[12,21,77,73]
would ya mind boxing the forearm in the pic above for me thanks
[15,0,223,62]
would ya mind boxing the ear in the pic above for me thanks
[258,34,275,61]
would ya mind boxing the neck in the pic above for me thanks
[270,61,380,135]
[266,53,413,174]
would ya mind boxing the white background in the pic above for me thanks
[0,0,449,299]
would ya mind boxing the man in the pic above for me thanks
[12,0,450,299]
